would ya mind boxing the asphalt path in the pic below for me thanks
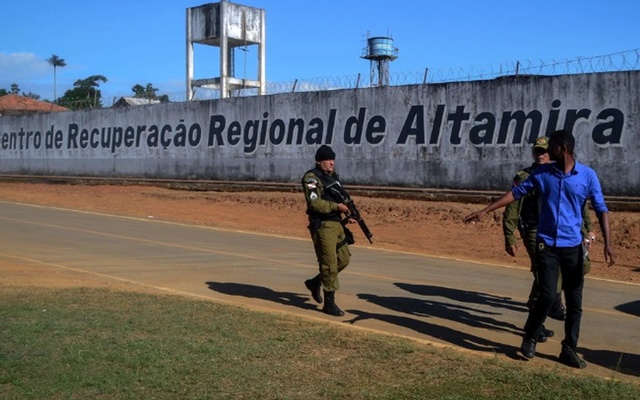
[1,201,638,383]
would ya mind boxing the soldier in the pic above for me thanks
[302,145,355,317]
[503,137,558,342]
[503,138,555,308]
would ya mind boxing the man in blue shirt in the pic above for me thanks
[464,130,615,369]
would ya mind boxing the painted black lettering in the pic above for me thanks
[188,124,202,146]
[545,99,562,136]
[563,109,591,132]
[112,127,124,153]
[429,104,445,145]
[498,110,542,144]
[244,120,259,153]
[124,126,136,148]
[344,108,366,145]
[160,124,172,149]
[287,118,305,145]
[365,115,385,145]
[227,121,241,145]
[68,123,79,149]
[259,113,268,145]
[397,105,425,145]
[326,109,336,144]
[592,108,624,146]
[136,126,146,147]
[469,112,496,145]
[306,118,324,144]
[447,106,470,145]
[174,121,187,147]
[207,115,226,146]
[269,119,286,144]
[90,128,100,148]
[147,125,159,147]
[79,128,89,148]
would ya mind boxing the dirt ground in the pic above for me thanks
[0,182,638,287]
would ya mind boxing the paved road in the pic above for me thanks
[1,201,638,382]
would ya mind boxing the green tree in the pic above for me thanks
[58,74,107,110]
[10,83,20,94]
[0,89,7,96]
[46,54,66,102]
[132,83,169,103]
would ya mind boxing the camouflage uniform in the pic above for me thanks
[302,167,351,292]
[301,144,352,317]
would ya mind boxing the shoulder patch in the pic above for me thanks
[305,176,318,190]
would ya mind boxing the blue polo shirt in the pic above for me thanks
[512,161,608,247]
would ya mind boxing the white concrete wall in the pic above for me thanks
[1,71,638,195]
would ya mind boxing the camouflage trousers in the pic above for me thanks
[311,220,351,292]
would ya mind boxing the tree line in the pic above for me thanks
[0,54,169,110]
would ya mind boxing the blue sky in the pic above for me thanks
[1,0,638,103]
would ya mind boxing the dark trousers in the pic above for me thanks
[524,243,584,348]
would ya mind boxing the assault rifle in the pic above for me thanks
[327,184,374,244]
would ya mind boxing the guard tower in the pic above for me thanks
[361,36,398,87]
[186,1,266,100]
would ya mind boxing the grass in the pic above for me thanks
[0,286,638,400]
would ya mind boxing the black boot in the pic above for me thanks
[304,275,323,303]
[322,290,345,317]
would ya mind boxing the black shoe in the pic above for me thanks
[541,325,554,338]
[322,290,345,317]
[559,344,587,369]
[520,336,537,359]
[304,276,323,303]
[536,331,548,343]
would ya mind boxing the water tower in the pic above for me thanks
[186,1,266,100]
[361,36,398,87]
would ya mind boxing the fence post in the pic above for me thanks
[423,68,429,84]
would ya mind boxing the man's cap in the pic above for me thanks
[533,137,549,150]
[315,145,336,161]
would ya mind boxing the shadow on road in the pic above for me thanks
[205,281,317,311]
[614,300,640,317]
[580,348,640,378]
[396,282,528,313]
[357,293,522,334]
[344,308,521,357]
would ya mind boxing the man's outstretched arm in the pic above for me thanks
[464,191,516,224]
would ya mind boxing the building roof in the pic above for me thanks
[0,94,69,116]
[112,97,161,107]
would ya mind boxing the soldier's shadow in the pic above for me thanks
[580,348,640,377]
[614,300,640,317]
[347,282,535,359]
[395,283,528,313]
[344,308,523,357]
[205,281,317,311]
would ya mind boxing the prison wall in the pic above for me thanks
[1,71,638,196]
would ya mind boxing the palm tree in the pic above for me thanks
[46,54,66,103]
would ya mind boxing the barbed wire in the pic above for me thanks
[96,48,640,106]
